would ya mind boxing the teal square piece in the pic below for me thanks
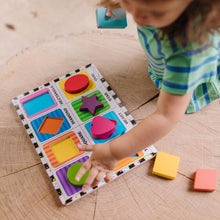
[96,7,127,29]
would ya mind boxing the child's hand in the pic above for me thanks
[75,143,119,193]
[106,7,113,17]
[98,0,120,17]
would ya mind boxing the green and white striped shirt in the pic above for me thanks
[138,26,220,113]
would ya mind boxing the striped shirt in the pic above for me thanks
[137,26,220,113]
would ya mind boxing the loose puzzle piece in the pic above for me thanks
[91,116,117,139]
[79,94,104,115]
[96,7,127,29]
[64,74,90,94]
[193,169,218,192]
[67,163,90,187]
[152,151,180,180]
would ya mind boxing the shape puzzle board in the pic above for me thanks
[12,64,157,205]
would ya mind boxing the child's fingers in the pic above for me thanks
[78,144,94,152]
[75,159,92,182]
[104,170,113,183]
[91,171,106,187]
[106,8,113,17]
[82,168,99,193]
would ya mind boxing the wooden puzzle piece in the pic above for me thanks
[84,111,127,144]
[67,163,90,187]
[72,90,111,122]
[38,117,64,134]
[59,71,96,100]
[193,169,218,191]
[114,151,144,171]
[56,156,89,197]
[96,7,127,29]
[79,94,104,115]
[31,109,71,142]
[91,116,117,139]
[64,74,89,94]
[152,151,180,180]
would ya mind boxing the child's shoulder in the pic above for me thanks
[160,30,220,59]
[137,25,220,61]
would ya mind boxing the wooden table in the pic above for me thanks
[0,32,219,220]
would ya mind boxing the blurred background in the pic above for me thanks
[0,0,137,67]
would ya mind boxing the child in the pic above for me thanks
[76,0,220,193]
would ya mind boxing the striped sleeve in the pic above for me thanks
[161,46,218,95]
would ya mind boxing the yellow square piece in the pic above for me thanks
[152,151,180,179]
[58,71,96,100]
[51,137,79,163]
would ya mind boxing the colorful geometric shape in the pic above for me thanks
[56,156,89,197]
[67,163,90,187]
[152,151,180,180]
[114,151,144,171]
[31,109,71,142]
[64,74,89,94]
[43,131,84,168]
[91,116,117,139]
[59,71,96,100]
[71,90,110,122]
[20,88,57,118]
[38,117,64,134]
[193,169,218,192]
[79,94,104,115]
[96,7,127,28]
[85,111,126,144]
[51,138,79,163]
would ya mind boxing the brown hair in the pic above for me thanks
[98,0,220,45]
[97,0,121,14]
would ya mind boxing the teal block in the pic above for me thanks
[96,7,127,29]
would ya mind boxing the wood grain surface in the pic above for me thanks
[0,1,219,219]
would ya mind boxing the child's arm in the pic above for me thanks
[76,90,193,192]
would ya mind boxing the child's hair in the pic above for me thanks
[98,0,220,45]
[97,0,121,13]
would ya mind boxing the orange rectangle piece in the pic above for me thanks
[114,151,144,171]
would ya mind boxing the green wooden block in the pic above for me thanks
[67,162,90,186]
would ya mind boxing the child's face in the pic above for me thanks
[120,0,192,28]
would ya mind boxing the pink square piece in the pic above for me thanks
[193,169,218,192]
